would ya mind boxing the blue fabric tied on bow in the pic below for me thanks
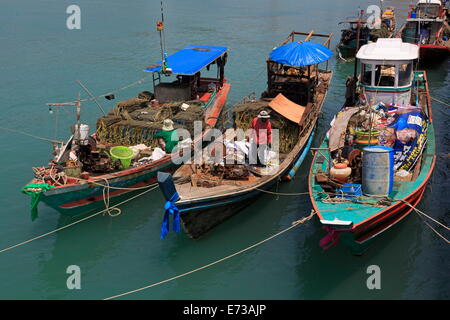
[160,192,180,239]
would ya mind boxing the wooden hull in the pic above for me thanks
[171,70,332,239]
[308,71,435,253]
[178,132,315,239]
[419,44,450,61]
[337,44,357,59]
[34,83,231,216]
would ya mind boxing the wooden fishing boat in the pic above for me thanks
[22,45,230,218]
[157,31,333,239]
[396,0,450,61]
[337,7,396,60]
[309,38,435,254]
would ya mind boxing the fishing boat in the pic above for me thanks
[22,45,230,218]
[337,7,396,60]
[396,0,450,61]
[157,31,333,239]
[308,38,435,254]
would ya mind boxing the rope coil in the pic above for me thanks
[0,184,159,255]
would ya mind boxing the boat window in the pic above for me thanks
[361,63,373,85]
[374,64,396,87]
[398,63,412,87]
[417,4,440,18]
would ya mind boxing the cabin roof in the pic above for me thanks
[338,18,368,24]
[417,0,441,5]
[144,45,228,75]
[356,38,419,61]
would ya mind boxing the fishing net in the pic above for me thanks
[97,94,206,147]
[232,100,299,154]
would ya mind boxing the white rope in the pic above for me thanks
[103,210,316,300]
[0,126,63,144]
[55,76,150,105]
[399,199,450,232]
[255,188,310,196]
[0,184,159,255]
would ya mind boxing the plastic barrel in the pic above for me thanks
[362,146,394,196]
[109,146,134,169]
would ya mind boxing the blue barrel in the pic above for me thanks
[362,146,394,196]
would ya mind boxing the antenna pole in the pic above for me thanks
[157,1,167,72]
[353,9,363,79]
[76,80,107,116]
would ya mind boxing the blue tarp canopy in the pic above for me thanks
[269,41,333,67]
[144,45,228,75]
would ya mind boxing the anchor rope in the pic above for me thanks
[103,210,316,300]
[0,184,158,255]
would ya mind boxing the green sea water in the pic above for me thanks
[0,0,448,299]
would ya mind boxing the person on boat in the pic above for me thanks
[249,110,272,166]
[154,119,179,153]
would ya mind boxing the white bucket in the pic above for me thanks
[74,124,89,140]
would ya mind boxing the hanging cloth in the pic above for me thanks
[160,192,181,239]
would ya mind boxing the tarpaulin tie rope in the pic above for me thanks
[160,192,181,239]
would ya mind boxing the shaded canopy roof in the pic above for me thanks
[269,41,332,67]
[144,45,227,75]
[338,18,368,24]
[417,0,441,5]
[356,38,419,61]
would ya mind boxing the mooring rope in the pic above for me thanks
[54,76,150,105]
[255,188,310,196]
[430,95,450,107]
[397,199,450,244]
[103,210,316,300]
[0,184,159,255]
[72,176,158,191]
[100,178,122,217]
[0,126,63,144]
[315,190,449,243]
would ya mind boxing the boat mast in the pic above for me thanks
[157,1,167,72]
[46,93,82,141]
[353,9,364,79]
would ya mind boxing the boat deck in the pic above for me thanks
[309,122,435,225]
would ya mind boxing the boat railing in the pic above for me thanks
[310,147,332,172]
[202,88,217,110]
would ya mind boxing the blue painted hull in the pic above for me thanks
[178,128,316,239]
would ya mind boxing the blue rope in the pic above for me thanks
[160,192,180,239]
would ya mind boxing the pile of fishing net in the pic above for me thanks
[96,93,206,146]
[232,100,299,154]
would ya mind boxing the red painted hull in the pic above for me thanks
[353,156,435,244]
[30,82,231,216]
[419,44,450,61]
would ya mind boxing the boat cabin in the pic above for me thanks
[401,0,446,45]
[145,45,228,104]
[356,38,419,106]
[412,0,443,19]
[264,32,332,106]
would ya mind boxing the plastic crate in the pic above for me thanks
[337,184,362,199]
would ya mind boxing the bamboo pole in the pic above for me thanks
[304,30,315,41]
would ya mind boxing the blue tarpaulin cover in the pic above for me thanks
[269,41,332,67]
[144,45,228,75]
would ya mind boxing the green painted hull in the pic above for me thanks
[308,71,436,253]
